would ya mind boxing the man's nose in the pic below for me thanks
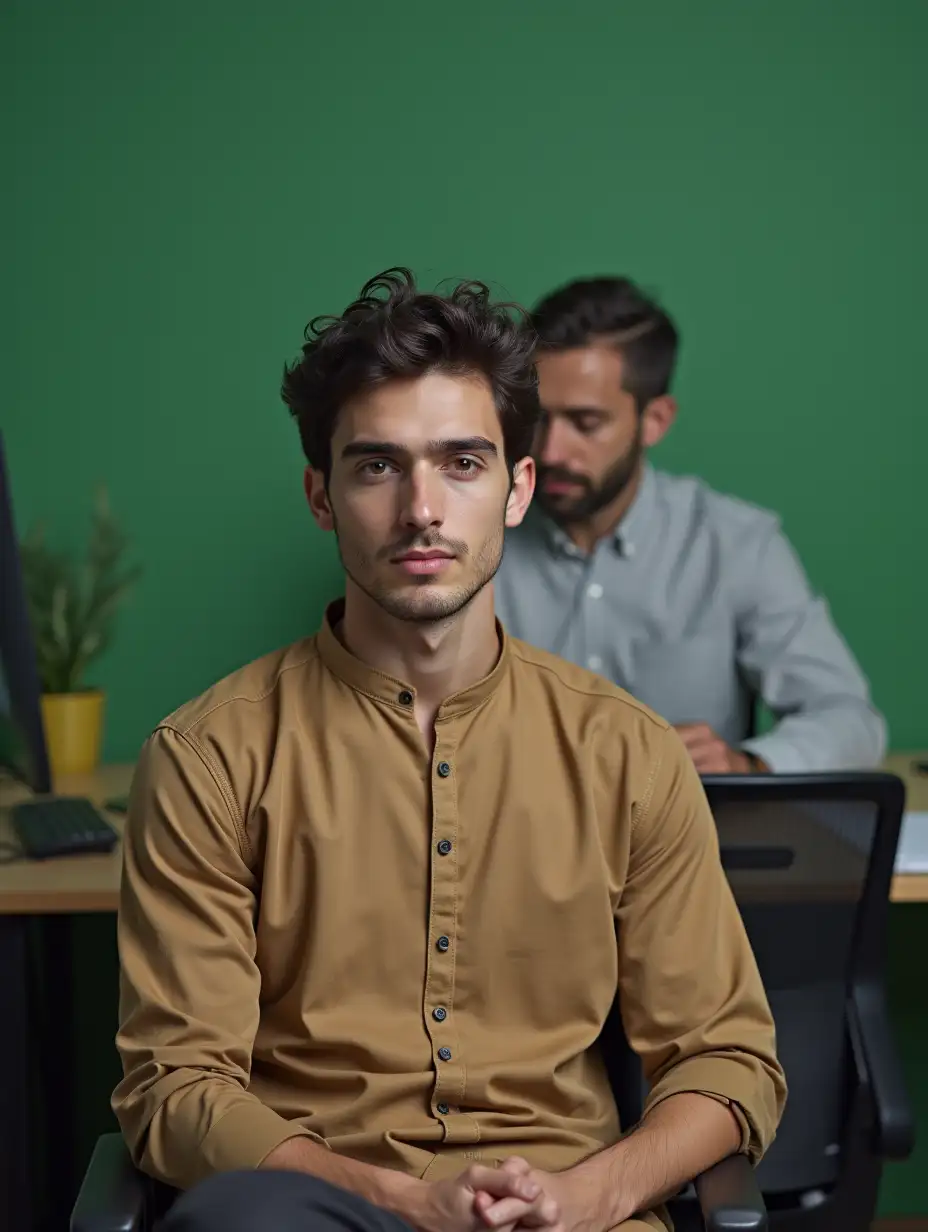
[399,465,444,529]
[538,417,572,468]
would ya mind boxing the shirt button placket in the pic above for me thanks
[426,745,469,1138]
[585,549,611,678]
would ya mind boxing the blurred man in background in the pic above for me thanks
[495,276,886,773]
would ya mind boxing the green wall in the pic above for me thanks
[4,0,927,1219]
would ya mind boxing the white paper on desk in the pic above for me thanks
[896,812,928,874]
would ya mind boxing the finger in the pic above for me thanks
[474,1191,509,1218]
[687,739,728,769]
[483,1194,560,1228]
[500,1156,531,1175]
[465,1166,540,1200]
[515,1196,563,1227]
[474,1195,532,1230]
[687,747,718,771]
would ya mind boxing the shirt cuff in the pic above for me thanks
[199,1100,328,1173]
[642,1056,775,1163]
[739,734,808,774]
[693,1092,751,1154]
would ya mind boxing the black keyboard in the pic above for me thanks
[11,797,118,860]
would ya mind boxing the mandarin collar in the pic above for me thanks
[316,599,510,720]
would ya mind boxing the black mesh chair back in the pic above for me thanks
[603,772,914,1230]
[704,773,905,1196]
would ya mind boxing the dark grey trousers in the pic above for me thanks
[160,1170,416,1232]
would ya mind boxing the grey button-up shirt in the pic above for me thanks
[495,466,886,772]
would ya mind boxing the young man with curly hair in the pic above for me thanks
[113,270,785,1232]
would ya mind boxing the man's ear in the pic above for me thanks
[641,395,677,449]
[505,456,536,529]
[304,466,335,532]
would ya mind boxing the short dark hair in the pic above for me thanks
[531,277,679,410]
[282,268,540,479]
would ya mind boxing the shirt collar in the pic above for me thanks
[537,463,657,559]
[316,598,510,719]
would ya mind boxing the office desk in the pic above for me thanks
[1,757,926,1228]
[884,751,928,902]
[0,765,131,1232]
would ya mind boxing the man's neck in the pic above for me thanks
[339,581,501,736]
[560,462,645,554]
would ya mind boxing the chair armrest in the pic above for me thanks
[850,982,916,1160]
[71,1133,147,1232]
[694,1153,766,1232]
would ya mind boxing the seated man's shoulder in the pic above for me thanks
[508,635,670,738]
[658,469,782,547]
[158,636,321,743]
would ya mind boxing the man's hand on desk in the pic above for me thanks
[675,723,769,775]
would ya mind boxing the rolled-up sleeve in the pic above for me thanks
[112,726,323,1189]
[616,728,787,1161]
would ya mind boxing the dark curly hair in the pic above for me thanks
[531,277,679,411]
[282,268,541,479]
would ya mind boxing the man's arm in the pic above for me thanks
[113,725,325,1189]
[736,519,887,771]
[479,1093,741,1231]
[565,1092,741,1227]
[594,729,784,1225]
[483,730,785,1232]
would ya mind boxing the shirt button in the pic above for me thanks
[433,1006,447,1021]
[398,689,413,705]
[587,583,603,599]
[437,761,451,778]
[438,1046,452,1061]
[437,935,450,952]
[437,1103,450,1115]
[624,541,636,558]
[437,839,453,855]
[587,655,603,671]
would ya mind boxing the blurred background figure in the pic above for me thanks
[495,277,886,773]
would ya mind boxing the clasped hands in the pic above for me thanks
[420,1155,599,1232]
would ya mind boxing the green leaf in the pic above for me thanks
[18,487,142,693]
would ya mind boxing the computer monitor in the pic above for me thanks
[0,430,51,793]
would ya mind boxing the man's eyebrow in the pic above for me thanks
[340,437,499,459]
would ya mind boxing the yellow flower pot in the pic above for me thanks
[40,690,106,778]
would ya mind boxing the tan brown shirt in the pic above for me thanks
[113,604,785,1192]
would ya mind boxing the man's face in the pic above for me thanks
[307,371,534,623]
[533,345,643,524]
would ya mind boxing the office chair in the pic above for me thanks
[666,771,914,1231]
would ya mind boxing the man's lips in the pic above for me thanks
[392,551,455,575]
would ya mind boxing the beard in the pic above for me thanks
[535,427,643,525]
[336,522,506,624]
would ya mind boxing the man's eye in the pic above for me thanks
[360,460,392,476]
[450,456,481,475]
[573,416,602,435]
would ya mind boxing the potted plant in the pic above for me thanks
[19,488,141,777]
